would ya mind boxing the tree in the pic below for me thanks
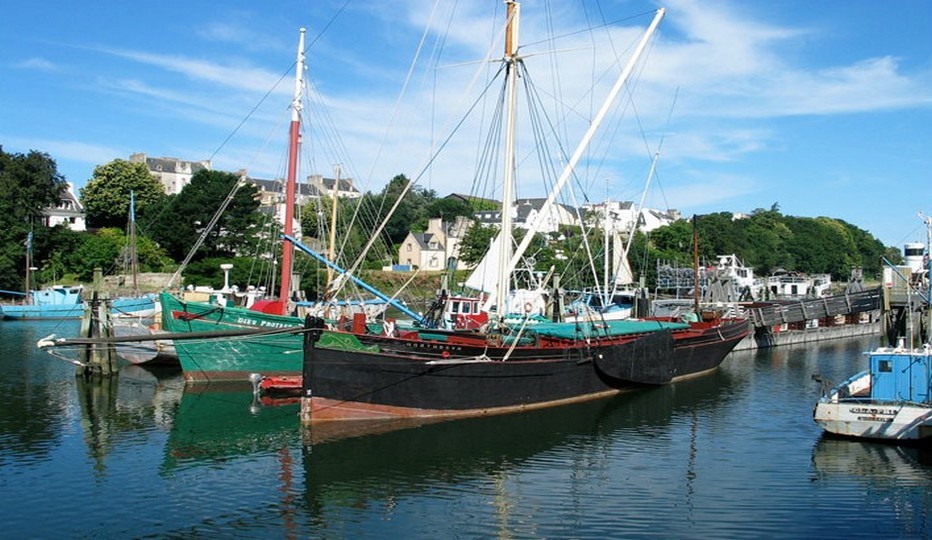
[375,175,434,243]
[0,147,67,291]
[425,197,474,221]
[148,170,261,261]
[640,209,894,288]
[80,159,167,229]
[67,228,123,281]
[458,221,498,267]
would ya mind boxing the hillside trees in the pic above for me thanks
[640,209,889,286]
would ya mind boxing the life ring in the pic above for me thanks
[524,302,533,313]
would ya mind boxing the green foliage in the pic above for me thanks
[425,197,474,221]
[68,228,123,281]
[0,147,67,291]
[641,209,891,286]
[458,221,497,266]
[376,175,436,241]
[35,226,84,284]
[147,170,262,261]
[298,195,381,270]
[80,159,167,229]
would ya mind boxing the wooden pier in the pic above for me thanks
[745,288,882,329]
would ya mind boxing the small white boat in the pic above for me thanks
[813,340,932,441]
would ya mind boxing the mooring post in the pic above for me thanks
[77,273,118,378]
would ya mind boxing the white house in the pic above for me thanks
[43,183,86,231]
[581,200,638,235]
[639,208,680,232]
[397,217,471,271]
[474,198,579,234]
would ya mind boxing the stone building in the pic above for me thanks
[129,153,211,194]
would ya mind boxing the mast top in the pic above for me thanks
[504,1,520,60]
[291,28,306,121]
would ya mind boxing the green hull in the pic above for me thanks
[159,292,306,382]
[159,292,374,382]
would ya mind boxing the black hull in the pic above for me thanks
[669,319,750,379]
[303,319,749,421]
[307,331,673,420]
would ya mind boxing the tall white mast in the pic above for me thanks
[494,0,521,316]
[503,8,665,289]
[277,28,306,313]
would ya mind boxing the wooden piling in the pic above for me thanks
[77,271,118,378]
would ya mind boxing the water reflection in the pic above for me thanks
[162,384,300,472]
[0,320,81,462]
[75,364,183,474]
[813,435,932,483]
[301,369,736,529]
[812,436,932,538]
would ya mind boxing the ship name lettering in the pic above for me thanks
[849,407,897,416]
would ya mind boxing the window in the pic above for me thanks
[878,360,892,372]
[406,244,412,252]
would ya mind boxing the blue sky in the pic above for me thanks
[3,0,931,249]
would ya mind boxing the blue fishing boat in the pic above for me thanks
[1,286,157,320]
[1,285,85,319]
[813,340,932,441]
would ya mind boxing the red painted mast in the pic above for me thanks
[278,28,306,315]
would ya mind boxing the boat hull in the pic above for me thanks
[303,319,749,422]
[159,292,304,382]
[814,401,932,441]
[304,330,674,422]
[1,303,85,319]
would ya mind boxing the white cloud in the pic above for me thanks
[2,136,120,166]
[97,47,289,95]
[14,57,59,72]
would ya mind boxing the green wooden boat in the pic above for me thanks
[159,292,375,382]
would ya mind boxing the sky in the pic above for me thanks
[3,0,931,250]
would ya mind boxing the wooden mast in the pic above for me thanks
[278,28,306,314]
[500,8,666,296]
[692,214,700,315]
[129,190,139,296]
[326,164,340,286]
[24,229,33,302]
[494,0,521,317]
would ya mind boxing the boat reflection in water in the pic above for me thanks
[812,436,932,537]
[301,368,736,522]
[162,385,301,472]
[75,364,183,473]
[813,435,932,480]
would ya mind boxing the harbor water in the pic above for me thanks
[2,319,932,538]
